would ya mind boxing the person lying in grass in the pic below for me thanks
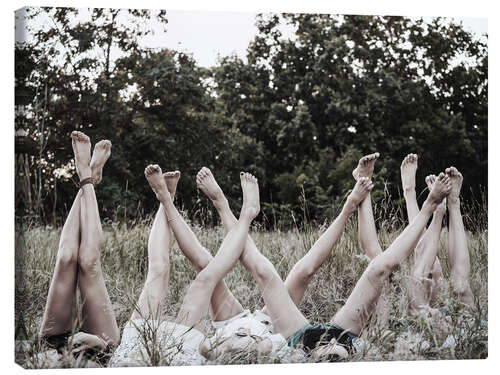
[108,166,261,366]
[170,157,450,360]
[400,154,476,333]
[38,131,119,366]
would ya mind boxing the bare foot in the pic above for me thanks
[401,153,418,194]
[71,131,92,180]
[345,177,373,212]
[445,166,463,205]
[90,140,111,184]
[239,172,260,221]
[352,152,380,180]
[425,174,446,214]
[425,173,451,208]
[144,164,170,202]
[196,167,224,202]
[164,171,181,201]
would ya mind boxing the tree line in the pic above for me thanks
[15,8,487,229]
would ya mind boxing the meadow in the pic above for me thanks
[14,196,488,368]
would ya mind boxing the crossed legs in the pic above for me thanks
[196,168,374,338]
[401,155,474,310]
[144,166,259,331]
[196,167,311,338]
[40,132,119,345]
[331,174,451,335]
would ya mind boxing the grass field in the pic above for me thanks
[14,199,488,368]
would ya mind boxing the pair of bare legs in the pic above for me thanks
[166,162,450,357]
[39,131,119,354]
[131,166,260,338]
[401,154,475,315]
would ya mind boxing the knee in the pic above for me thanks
[194,248,213,272]
[451,279,472,300]
[77,246,101,273]
[254,260,279,285]
[56,244,78,268]
[366,257,392,285]
[193,269,217,289]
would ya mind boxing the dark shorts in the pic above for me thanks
[41,332,112,365]
[287,323,358,353]
[41,332,72,353]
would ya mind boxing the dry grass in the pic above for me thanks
[14,200,488,368]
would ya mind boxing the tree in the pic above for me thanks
[212,14,487,225]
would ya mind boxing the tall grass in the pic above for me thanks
[14,196,488,368]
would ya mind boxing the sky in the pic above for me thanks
[16,8,487,68]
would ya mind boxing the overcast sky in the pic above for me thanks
[16,8,487,68]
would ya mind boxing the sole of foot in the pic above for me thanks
[90,140,112,185]
[145,164,169,202]
[71,131,92,179]
[196,167,225,202]
[445,166,463,205]
[240,172,260,220]
[352,152,380,181]
[401,153,418,193]
[164,171,181,200]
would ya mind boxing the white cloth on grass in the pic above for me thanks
[109,319,206,367]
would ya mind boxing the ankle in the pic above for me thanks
[213,196,229,211]
[78,167,92,180]
[403,187,416,197]
[448,197,460,207]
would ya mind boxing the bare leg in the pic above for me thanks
[332,173,451,335]
[283,178,373,307]
[170,172,260,329]
[429,257,444,307]
[409,175,446,314]
[74,133,119,345]
[197,167,309,338]
[401,153,420,223]
[445,167,475,308]
[39,190,81,337]
[40,135,112,338]
[352,153,391,327]
[161,170,244,322]
[353,153,382,258]
[131,203,171,320]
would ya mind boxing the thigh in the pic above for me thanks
[210,281,245,322]
[79,262,120,344]
[40,260,78,337]
[260,275,309,338]
[331,272,381,335]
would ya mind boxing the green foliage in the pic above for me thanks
[15,9,487,228]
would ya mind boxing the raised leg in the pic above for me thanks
[173,172,260,329]
[401,153,420,223]
[39,190,81,337]
[401,155,443,303]
[445,167,475,308]
[74,133,119,345]
[197,167,310,338]
[408,175,446,314]
[332,173,451,335]
[283,178,373,306]
[160,170,244,322]
[131,203,171,320]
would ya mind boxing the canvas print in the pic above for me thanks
[14,6,487,369]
